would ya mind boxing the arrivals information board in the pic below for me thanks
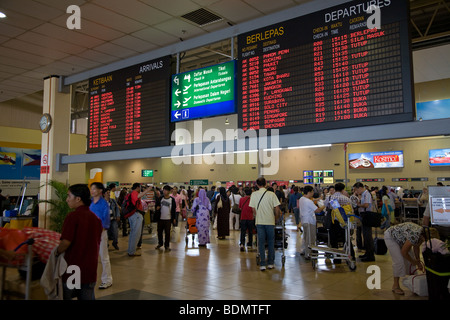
[87,56,171,153]
[237,0,414,133]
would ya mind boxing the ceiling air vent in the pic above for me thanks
[181,8,223,27]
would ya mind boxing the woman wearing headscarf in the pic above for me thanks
[180,188,189,221]
[214,187,231,240]
[192,189,212,246]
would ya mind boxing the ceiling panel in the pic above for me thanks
[92,0,172,25]
[131,27,179,46]
[34,0,86,11]
[244,0,297,14]
[21,70,49,80]
[140,0,201,17]
[0,0,448,106]
[76,49,121,64]
[2,39,69,61]
[153,18,206,40]
[0,45,52,65]
[191,0,222,6]
[0,34,8,44]
[50,14,126,42]
[0,9,46,29]
[93,42,140,59]
[32,23,105,48]
[60,55,103,70]
[110,35,158,53]
[16,32,87,55]
[79,3,147,34]
[9,74,44,86]
[0,55,42,70]
[0,64,29,76]
[0,22,26,38]
[33,60,83,75]
[5,79,42,91]
[0,72,17,81]
[0,0,63,21]
[0,83,35,95]
[206,0,262,24]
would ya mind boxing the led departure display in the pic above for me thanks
[237,0,413,134]
[171,61,236,122]
[87,56,171,153]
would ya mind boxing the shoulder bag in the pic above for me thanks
[257,190,268,211]
[231,193,241,214]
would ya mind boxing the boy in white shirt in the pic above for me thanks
[299,185,325,259]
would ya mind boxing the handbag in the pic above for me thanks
[360,208,381,227]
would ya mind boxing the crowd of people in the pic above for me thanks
[6,179,442,300]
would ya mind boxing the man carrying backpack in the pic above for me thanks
[123,183,148,257]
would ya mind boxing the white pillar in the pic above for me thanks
[39,76,71,229]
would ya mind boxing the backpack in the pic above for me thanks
[121,193,136,216]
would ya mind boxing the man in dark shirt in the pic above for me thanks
[57,184,103,300]
[238,187,254,251]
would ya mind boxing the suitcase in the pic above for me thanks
[274,226,287,249]
[373,228,387,255]
[316,226,329,244]
[374,237,387,255]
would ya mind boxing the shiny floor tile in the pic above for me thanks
[92,214,429,300]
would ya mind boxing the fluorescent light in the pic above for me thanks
[0,12,6,18]
[287,144,332,150]
[233,149,258,154]
[161,149,259,159]
[263,148,283,152]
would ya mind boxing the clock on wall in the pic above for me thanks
[39,113,52,133]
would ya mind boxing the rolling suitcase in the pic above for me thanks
[374,229,387,255]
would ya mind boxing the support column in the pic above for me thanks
[39,76,71,229]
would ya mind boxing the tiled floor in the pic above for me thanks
[93,214,428,301]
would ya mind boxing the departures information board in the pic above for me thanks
[87,56,171,153]
[237,0,414,133]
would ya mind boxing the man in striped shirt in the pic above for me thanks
[354,182,376,262]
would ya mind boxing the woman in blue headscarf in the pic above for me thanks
[192,188,212,246]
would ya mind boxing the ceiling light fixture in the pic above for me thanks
[0,12,7,18]
[287,144,332,150]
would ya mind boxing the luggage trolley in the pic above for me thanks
[308,201,357,272]
[185,209,197,245]
[256,213,288,267]
[0,238,35,300]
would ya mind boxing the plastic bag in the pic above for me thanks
[0,228,28,254]
[171,226,180,243]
